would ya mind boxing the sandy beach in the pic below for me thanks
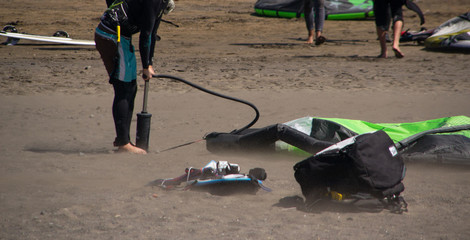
[1,0,470,239]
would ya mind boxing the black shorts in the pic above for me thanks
[373,0,405,30]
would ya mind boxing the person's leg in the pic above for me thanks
[377,27,388,58]
[96,28,145,154]
[307,29,315,44]
[95,29,118,81]
[124,81,136,140]
[112,80,135,146]
[392,20,404,58]
[112,80,146,154]
[304,0,315,44]
[313,0,326,45]
[390,1,405,58]
[373,0,389,58]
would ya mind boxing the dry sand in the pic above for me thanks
[1,0,469,239]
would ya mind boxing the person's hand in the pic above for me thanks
[164,0,175,14]
[142,66,155,81]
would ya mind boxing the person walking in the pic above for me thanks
[373,0,405,58]
[373,0,425,58]
[304,0,326,45]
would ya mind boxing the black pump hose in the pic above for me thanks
[153,74,259,134]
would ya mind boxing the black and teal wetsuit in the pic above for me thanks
[373,0,405,31]
[101,0,167,72]
[95,0,168,147]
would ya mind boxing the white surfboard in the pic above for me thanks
[0,31,95,46]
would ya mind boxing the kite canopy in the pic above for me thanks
[205,116,470,164]
[254,0,375,20]
[276,116,470,162]
[425,12,470,50]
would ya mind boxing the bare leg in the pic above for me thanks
[306,29,314,44]
[315,31,322,39]
[376,27,388,58]
[392,20,404,58]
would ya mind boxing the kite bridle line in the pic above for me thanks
[152,74,260,151]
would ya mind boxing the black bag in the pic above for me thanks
[294,130,407,213]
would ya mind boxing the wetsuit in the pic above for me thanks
[304,0,325,33]
[95,0,167,147]
[373,0,405,31]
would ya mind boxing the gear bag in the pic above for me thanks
[294,130,407,213]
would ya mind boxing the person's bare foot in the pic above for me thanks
[377,53,387,58]
[393,48,404,58]
[306,36,314,44]
[117,143,147,154]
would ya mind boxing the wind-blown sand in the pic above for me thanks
[1,0,469,239]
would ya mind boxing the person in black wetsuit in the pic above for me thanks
[373,0,425,58]
[373,0,405,58]
[95,0,172,154]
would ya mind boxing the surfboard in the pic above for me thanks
[0,31,95,46]
[191,174,271,189]
[188,175,272,194]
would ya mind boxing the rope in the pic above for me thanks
[159,139,204,152]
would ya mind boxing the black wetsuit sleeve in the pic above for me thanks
[138,0,164,69]
[148,19,162,67]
